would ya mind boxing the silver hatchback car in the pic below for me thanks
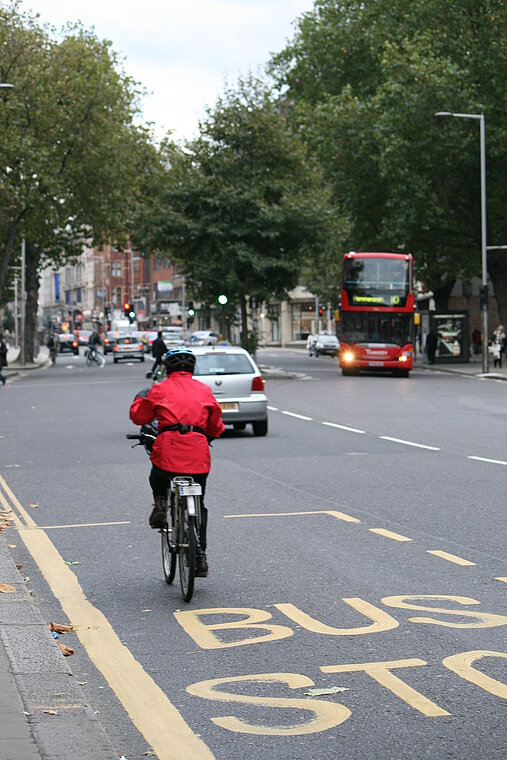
[192,346,268,436]
[113,334,145,363]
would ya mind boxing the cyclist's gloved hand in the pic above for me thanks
[134,387,150,401]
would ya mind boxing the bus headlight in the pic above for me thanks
[399,354,408,362]
[343,351,354,363]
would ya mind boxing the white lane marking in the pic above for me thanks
[267,405,279,411]
[66,365,74,369]
[468,456,507,466]
[322,421,365,435]
[281,411,313,421]
[380,436,440,451]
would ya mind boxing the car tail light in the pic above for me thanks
[113,345,118,351]
[138,344,143,350]
[251,376,264,392]
[104,338,109,344]
[72,341,78,347]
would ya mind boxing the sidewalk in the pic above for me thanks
[414,351,507,380]
[2,346,51,382]
[0,535,118,760]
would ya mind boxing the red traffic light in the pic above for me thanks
[124,302,130,310]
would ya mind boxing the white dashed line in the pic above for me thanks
[322,421,365,434]
[380,436,440,451]
[281,411,313,421]
[267,406,279,411]
[467,456,507,466]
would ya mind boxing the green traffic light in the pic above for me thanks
[218,294,228,305]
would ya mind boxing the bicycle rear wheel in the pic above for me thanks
[85,350,93,367]
[179,506,197,602]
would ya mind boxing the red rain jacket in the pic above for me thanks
[129,372,224,473]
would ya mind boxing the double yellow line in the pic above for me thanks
[0,473,214,760]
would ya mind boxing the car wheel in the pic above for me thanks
[113,357,118,364]
[252,419,268,437]
[233,423,246,431]
[140,356,145,362]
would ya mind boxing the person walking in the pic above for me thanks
[492,325,506,368]
[426,329,438,365]
[0,338,8,385]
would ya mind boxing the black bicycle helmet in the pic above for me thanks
[162,347,196,373]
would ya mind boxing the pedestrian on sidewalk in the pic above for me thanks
[146,331,167,379]
[0,338,7,385]
[471,328,481,355]
[426,329,438,365]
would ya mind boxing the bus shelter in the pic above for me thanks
[430,311,470,363]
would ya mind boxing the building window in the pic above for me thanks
[111,261,122,278]
[113,287,122,305]
[269,304,281,342]
[291,302,315,341]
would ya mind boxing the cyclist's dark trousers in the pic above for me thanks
[151,357,162,375]
[149,465,208,551]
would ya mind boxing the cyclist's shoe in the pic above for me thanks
[149,496,168,529]
[196,553,208,577]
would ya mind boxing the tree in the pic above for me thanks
[132,76,344,345]
[270,0,507,316]
[0,2,151,359]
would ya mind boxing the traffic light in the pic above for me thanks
[318,306,324,317]
[124,302,131,318]
[187,301,195,327]
[218,294,228,305]
[479,285,488,310]
[128,306,136,323]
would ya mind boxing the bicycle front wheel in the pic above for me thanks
[98,353,106,368]
[179,508,197,602]
[85,350,93,367]
[161,529,176,584]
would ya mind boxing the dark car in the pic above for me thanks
[57,333,79,355]
[308,333,340,357]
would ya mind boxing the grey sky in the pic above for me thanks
[20,0,314,140]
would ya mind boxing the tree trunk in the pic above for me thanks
[23,239,42,364]
[0,223,17,303]
[432,276,456,310]
[488,253,507,329]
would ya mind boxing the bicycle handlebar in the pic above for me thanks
[126,434,142,440]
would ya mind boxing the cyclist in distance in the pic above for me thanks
[129,347,224,576]
[88,327,102,361]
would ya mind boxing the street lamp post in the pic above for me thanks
[435,111,488,372]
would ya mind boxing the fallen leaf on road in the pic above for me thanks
[144,752,157,757]
[57,642,74,656]
[143,609,152,612]
[304,686,349,696]
[0,583,16,593]
[16,564,22,570]
[8,544,16,549]
[29,503,39,508]
[50,622,74,634]
[43,710,58,715]
[64,561,80,566]
[23,576,30,582]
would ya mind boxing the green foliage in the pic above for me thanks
[270,0,507,313]
[0,1,153,357]
[132,75,345,341]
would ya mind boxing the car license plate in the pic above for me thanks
[368,361,385,367]
[219,402,239,411]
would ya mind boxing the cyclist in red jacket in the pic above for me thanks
[130,347,224,576]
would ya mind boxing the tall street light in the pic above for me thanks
[435,111,488,372]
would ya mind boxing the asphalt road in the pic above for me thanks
[1,348,506,760]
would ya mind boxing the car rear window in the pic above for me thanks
[194,353,254,375]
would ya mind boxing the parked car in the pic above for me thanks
[192,346,268,436]
[103,331,119,355]
[75,330,92,348]
[308,333,340,357]
[57,333,79,355]
[189,330,220,346]
[112,335,145,363]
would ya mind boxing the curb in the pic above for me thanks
[0,536,119,760]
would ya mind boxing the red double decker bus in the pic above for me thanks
[339,251,414,377]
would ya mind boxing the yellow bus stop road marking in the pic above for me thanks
[427,550,476,567]
[0,475,214,760]
[369,528,413,542]
[495,577,507,584]
[224,509,361,524]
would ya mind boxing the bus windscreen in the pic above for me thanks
[340,312,413,346]
[343,258,411,306]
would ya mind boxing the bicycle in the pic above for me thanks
[84,347,106,368]
[126,427,203,602]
